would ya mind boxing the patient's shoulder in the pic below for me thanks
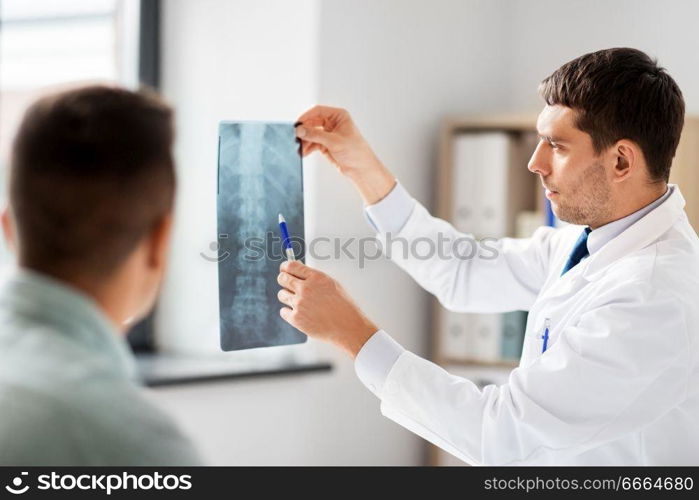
[0,379,200,466]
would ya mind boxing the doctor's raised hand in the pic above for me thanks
[295,105,396,204]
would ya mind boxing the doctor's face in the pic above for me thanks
[528,105,615,227]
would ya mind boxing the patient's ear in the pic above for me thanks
[1,206,16,253]
[147,212,173,270]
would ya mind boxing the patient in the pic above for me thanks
[0,86,201,465]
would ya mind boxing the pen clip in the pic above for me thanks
[541,318,551,354]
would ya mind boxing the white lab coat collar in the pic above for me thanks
[582,184,686,281]
[586,186,672,256]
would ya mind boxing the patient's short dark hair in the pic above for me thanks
[10,85,176,279]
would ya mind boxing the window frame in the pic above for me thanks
[125,0,161,352]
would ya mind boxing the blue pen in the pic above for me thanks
[278,213,296,261]
[541,318,551,353]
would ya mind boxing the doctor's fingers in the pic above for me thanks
[295,125,339,151]
[280,259,314,279]
[296,105,348,129]
[301,140,322,157]
[277,271,302,292]
[277,288,296,308]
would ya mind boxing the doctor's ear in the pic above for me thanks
[611,139,640,182]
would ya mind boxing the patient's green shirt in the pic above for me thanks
[0,267,201,465]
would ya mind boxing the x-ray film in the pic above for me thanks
[217,121,306,351]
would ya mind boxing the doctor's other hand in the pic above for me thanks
[295,105,396,205]
[277,260,378,358]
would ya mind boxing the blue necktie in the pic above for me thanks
[561,227,591,276]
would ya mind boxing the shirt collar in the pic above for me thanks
[586,185,673,256]
[0,266,138,381]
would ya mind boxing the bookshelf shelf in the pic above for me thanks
[441,358,519,369]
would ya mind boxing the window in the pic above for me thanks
[0,0,145,167]
[0,0,159,350]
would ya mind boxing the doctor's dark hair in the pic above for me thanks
[9,85,176,279]
[539,47,685,183]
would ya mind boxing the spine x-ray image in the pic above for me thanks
[217,122,306,351]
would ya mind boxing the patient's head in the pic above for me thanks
[3,85,176,328]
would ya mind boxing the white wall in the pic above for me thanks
[504,0,699,114]
[146,357,414,465]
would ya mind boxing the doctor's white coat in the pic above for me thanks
[369,184,699,465]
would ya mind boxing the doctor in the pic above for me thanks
[277,47,699,465]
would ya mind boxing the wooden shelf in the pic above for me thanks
[443,113,539,133]
[440,358,518,369]
[670,117,699,229]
